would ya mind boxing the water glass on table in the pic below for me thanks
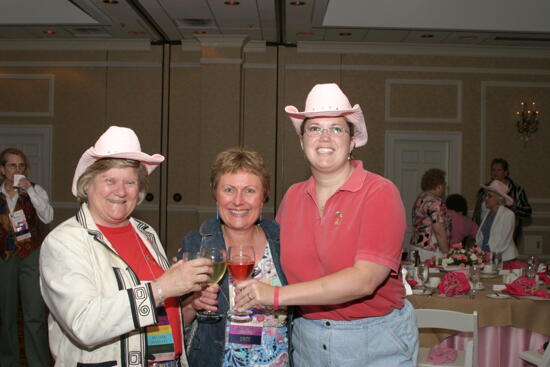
[469,264,481,298]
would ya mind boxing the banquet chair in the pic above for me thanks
[519,343,550,367]
[415,309,478,367]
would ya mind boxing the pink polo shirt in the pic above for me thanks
[276,161,406,321]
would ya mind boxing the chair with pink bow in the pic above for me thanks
[416,309,478,367]
[519,342,550,367]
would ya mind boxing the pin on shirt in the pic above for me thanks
[334,211,344,225]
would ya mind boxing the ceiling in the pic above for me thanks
[2,0,550,49]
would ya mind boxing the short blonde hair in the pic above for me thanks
[76,158,148,204]
[210,147,271,203]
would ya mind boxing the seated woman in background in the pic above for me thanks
[445,193,478,248]
[475,180,518,262]
[410,168,451,261]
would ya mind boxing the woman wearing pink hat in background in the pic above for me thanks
[475,180,518,262]
[40,126,212,367]
[235,83,418,366]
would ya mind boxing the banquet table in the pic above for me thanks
[407,271,550,367]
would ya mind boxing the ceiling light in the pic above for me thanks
[43,30,56,35]
[420,34,434,38]
[103,0,119,3]
[129,31,145,36]
[290,1,306,6]
[461,35,478,39]
[339,32,352,36]
[297,31,314,36]
[224,1,240,4]
[194,30,207,35]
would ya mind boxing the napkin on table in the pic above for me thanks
[538,272,550,285]
[503,260,527,270]
[504,275,550,298]
[427,345,457,365]
[437,272,471,296]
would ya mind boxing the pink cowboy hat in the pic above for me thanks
[71,126,164,196]
[284,83,368,147]
[481,180,514,206]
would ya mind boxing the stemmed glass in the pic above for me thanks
[469,264,481,298]
[227,245,255,321]
[194,248,227,321]
[491,252,502,272]
[416,263,429,293]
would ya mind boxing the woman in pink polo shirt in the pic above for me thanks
[235,84,418,366]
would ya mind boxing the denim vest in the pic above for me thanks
[180,217,293,367]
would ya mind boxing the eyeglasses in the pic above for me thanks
[304,126,350,137]
[5,163,26,170]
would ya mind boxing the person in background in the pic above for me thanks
[410,168,451,260]
[234,83,418,366]
[473,158,531,244]
[475,180,518,262]
[445,193,478,248]
[179,147,290,367]
[0,147,52,367]
[40,126,211,366]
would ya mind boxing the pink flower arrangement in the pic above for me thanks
[441,243,490,267]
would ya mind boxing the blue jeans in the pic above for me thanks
[292,300,418,367]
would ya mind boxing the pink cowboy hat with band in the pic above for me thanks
[284,83,368,147]
[71,126,164,196]
[481,180,514,206]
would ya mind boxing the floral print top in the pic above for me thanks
[410,192,451,252]
[222,243,289,367]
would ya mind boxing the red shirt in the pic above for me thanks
[98,223,182,357]
[276,161,406,320]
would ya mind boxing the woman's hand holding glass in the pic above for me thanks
[154,256,212,305]
[234,279,276,312]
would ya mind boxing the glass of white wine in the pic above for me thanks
[197,247,227,320]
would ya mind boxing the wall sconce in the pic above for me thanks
[516,101,539,144]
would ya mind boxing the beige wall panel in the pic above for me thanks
[0,77,50,114]
[387,82,459,120]
[166,211,200,259]
[485,86,549,199]
[170,48,201,63]
[108,48,163,63]
[199,64,241,204]
[168,67,202,207]
[51,67,109,202]
[242,60,277,209]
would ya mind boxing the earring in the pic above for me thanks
[216,211,220,221]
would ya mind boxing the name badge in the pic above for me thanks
[228,324,262,345]
[10,209,31,241]
[146,307,175,362]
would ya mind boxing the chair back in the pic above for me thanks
[415,309,478,367]
[541,344,550,367]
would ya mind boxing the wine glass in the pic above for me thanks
[227,245,255,320]
[197,248,227,321]
[416,264,429,292]
[491,252,502,272]
[469,264,481,297]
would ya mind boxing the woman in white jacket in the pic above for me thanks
[40,126,212,367]
[475,180,518,262]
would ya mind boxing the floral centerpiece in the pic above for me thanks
[441,243,490,267]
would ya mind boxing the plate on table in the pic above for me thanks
[487,293,511,299]
[480,271,498,279]
[440,265,468,273]
[412,289,424,295]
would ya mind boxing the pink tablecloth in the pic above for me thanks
[438,326,548,367]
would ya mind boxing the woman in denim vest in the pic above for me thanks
[179,147,291,367]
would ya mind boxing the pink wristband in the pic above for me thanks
[273,286,280,310]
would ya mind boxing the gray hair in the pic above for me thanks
[76,158,149,204]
